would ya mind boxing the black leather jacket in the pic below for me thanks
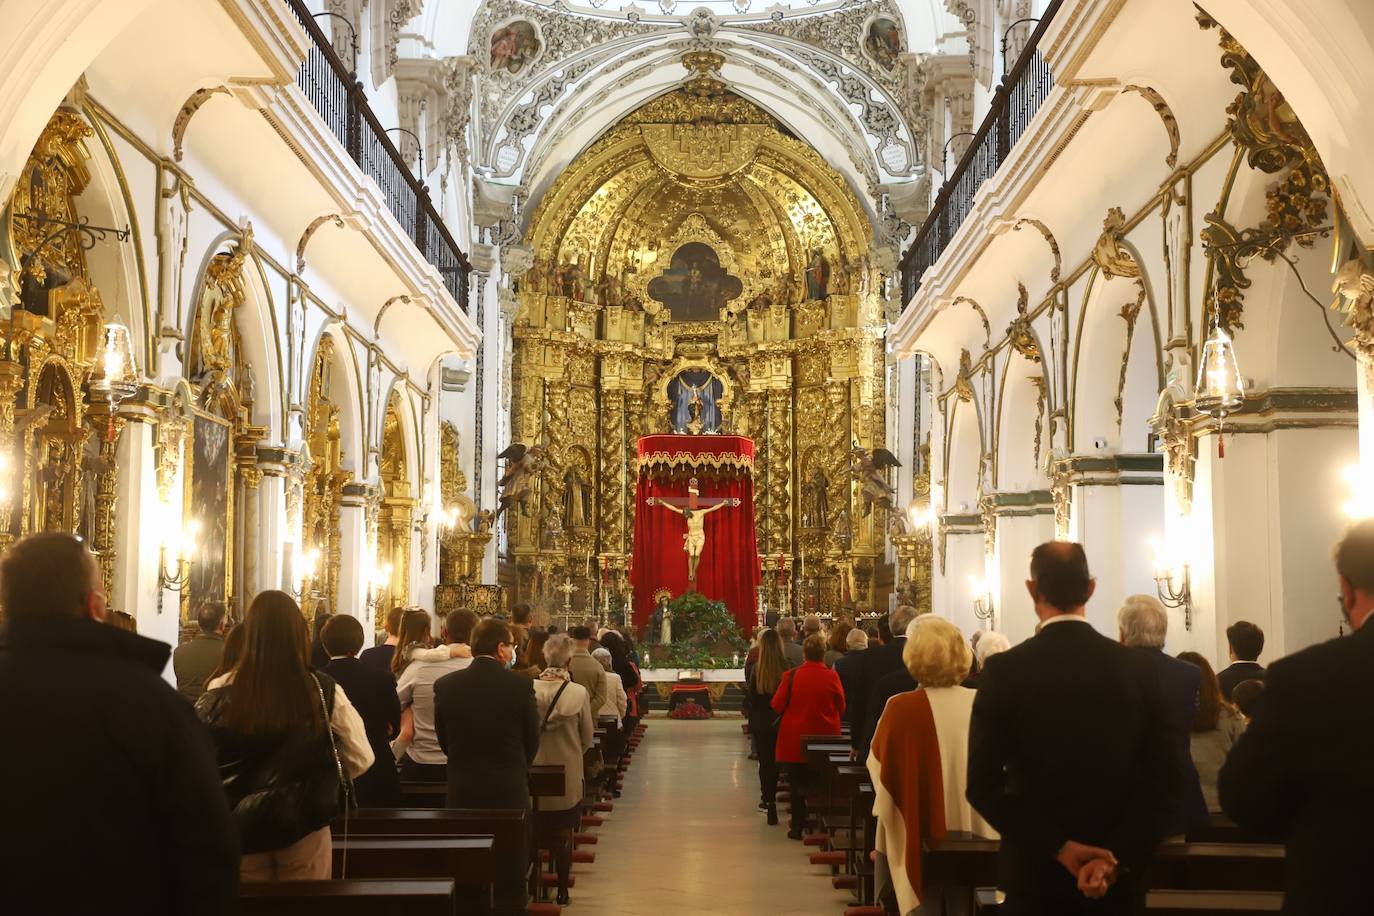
[196,672,342,854]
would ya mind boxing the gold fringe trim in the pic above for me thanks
[636,450,755,474]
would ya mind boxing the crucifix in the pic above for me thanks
[556,576,578,629]
[646,476,741,587]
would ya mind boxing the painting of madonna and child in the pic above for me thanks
[647,242,744,322]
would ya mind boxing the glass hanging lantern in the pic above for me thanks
[90,319,139,442]
[1194,323,1244,457]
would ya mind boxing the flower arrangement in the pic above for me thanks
[668,699,712,720]
[649,592,748,668]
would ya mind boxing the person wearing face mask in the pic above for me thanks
[433,618,541,811]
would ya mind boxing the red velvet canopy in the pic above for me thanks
[631,435,760,635]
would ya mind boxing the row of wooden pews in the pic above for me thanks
[240,713,642,915]
[760,729,1286,916]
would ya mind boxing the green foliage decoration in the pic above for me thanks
[648,592,748,668]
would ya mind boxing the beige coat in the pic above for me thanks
[532,674,595,813]
[568,649,607,717]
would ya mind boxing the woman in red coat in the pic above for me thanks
[772,633,846,838]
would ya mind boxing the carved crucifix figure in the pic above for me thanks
[646,476,741,586]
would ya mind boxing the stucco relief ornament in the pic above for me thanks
[1092,207,1141,279]
[1334,257,1374,348]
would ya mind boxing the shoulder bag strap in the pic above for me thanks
[541,679,572,731]
[312,673,354,874]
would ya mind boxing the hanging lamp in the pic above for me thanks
[1194,322,1244,457]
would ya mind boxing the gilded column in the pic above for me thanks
[239,465,262,604]
[745,391,768,548]
[766,388,792,557]
[598,385,626,555]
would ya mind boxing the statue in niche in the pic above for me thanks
[39,439,72,532]
[562,465,592,529]
[646,242,742,322]
[747,286,774,310]
[668,370,723,435]
[805,250,831,300]
[802,464,830,529]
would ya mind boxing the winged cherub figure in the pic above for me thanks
[850,445,902,516]
[495,443,548,519]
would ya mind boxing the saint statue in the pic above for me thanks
[805,250,831,300]
[802,464,829,529]
[563,466,591,529]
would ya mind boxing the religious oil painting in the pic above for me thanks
[489,20,541,76]
[863,17,903,71]
[646,242,743,323]
[187,412,231,617]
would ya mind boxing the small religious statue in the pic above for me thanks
[648,596,666,644]
[495,442,548,519]
[887,510,909,540]
[850,446,902,516]
[563,465,592,529]
[801,464,829,529]
[661,602,673,645]
[805,249,831,300]
[646,478,742,585]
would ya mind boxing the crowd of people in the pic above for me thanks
[744,520,1374,915]
[0,531,644,913]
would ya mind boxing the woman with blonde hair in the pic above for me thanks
[745,628,787,824]
[197,590,373,880]
[868,617,996,915]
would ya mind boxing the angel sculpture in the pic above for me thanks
[850,446,902,517]
[494,443,548,519]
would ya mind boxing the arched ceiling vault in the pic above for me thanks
[521,73,874,318]
[463,0,932,242]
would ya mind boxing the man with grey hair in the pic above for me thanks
[849,604,918,758]
[832,626,870,722]
[1220,519,1374,914]
[777,616,803,668]
[802,614,823,638]
[845,628,869,652]
[1118,594,1207,836]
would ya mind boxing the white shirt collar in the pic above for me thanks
[1036,613,1090,633]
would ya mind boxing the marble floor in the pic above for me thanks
[568,716,856,915]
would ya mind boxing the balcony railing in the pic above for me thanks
[899,1,1062,307]
[286,0,470,312]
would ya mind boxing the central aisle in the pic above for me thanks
[572,717,857,915]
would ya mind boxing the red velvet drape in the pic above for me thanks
[631,472,760,636]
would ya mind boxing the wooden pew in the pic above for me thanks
[336,809,529,916]
[240,879,454,915]
[974,887,1284,914]
[332,837,495,913]
[934,836,1285,914]
[400,766,567,812]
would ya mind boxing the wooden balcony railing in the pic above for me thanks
[899,1,1062,307]
[286,0,470,312]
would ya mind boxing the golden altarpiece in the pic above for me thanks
[506,54,893,620]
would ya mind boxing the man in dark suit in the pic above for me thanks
[967,542,1173,914]
[1216,620,1266,701]
[434,617,541,809]
[832,627,869,708]
[0,533,238,915]
[1219,520,1374,914]
[849,604,917,760]
[1116,594,1208,835]
[321,615,402,807]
